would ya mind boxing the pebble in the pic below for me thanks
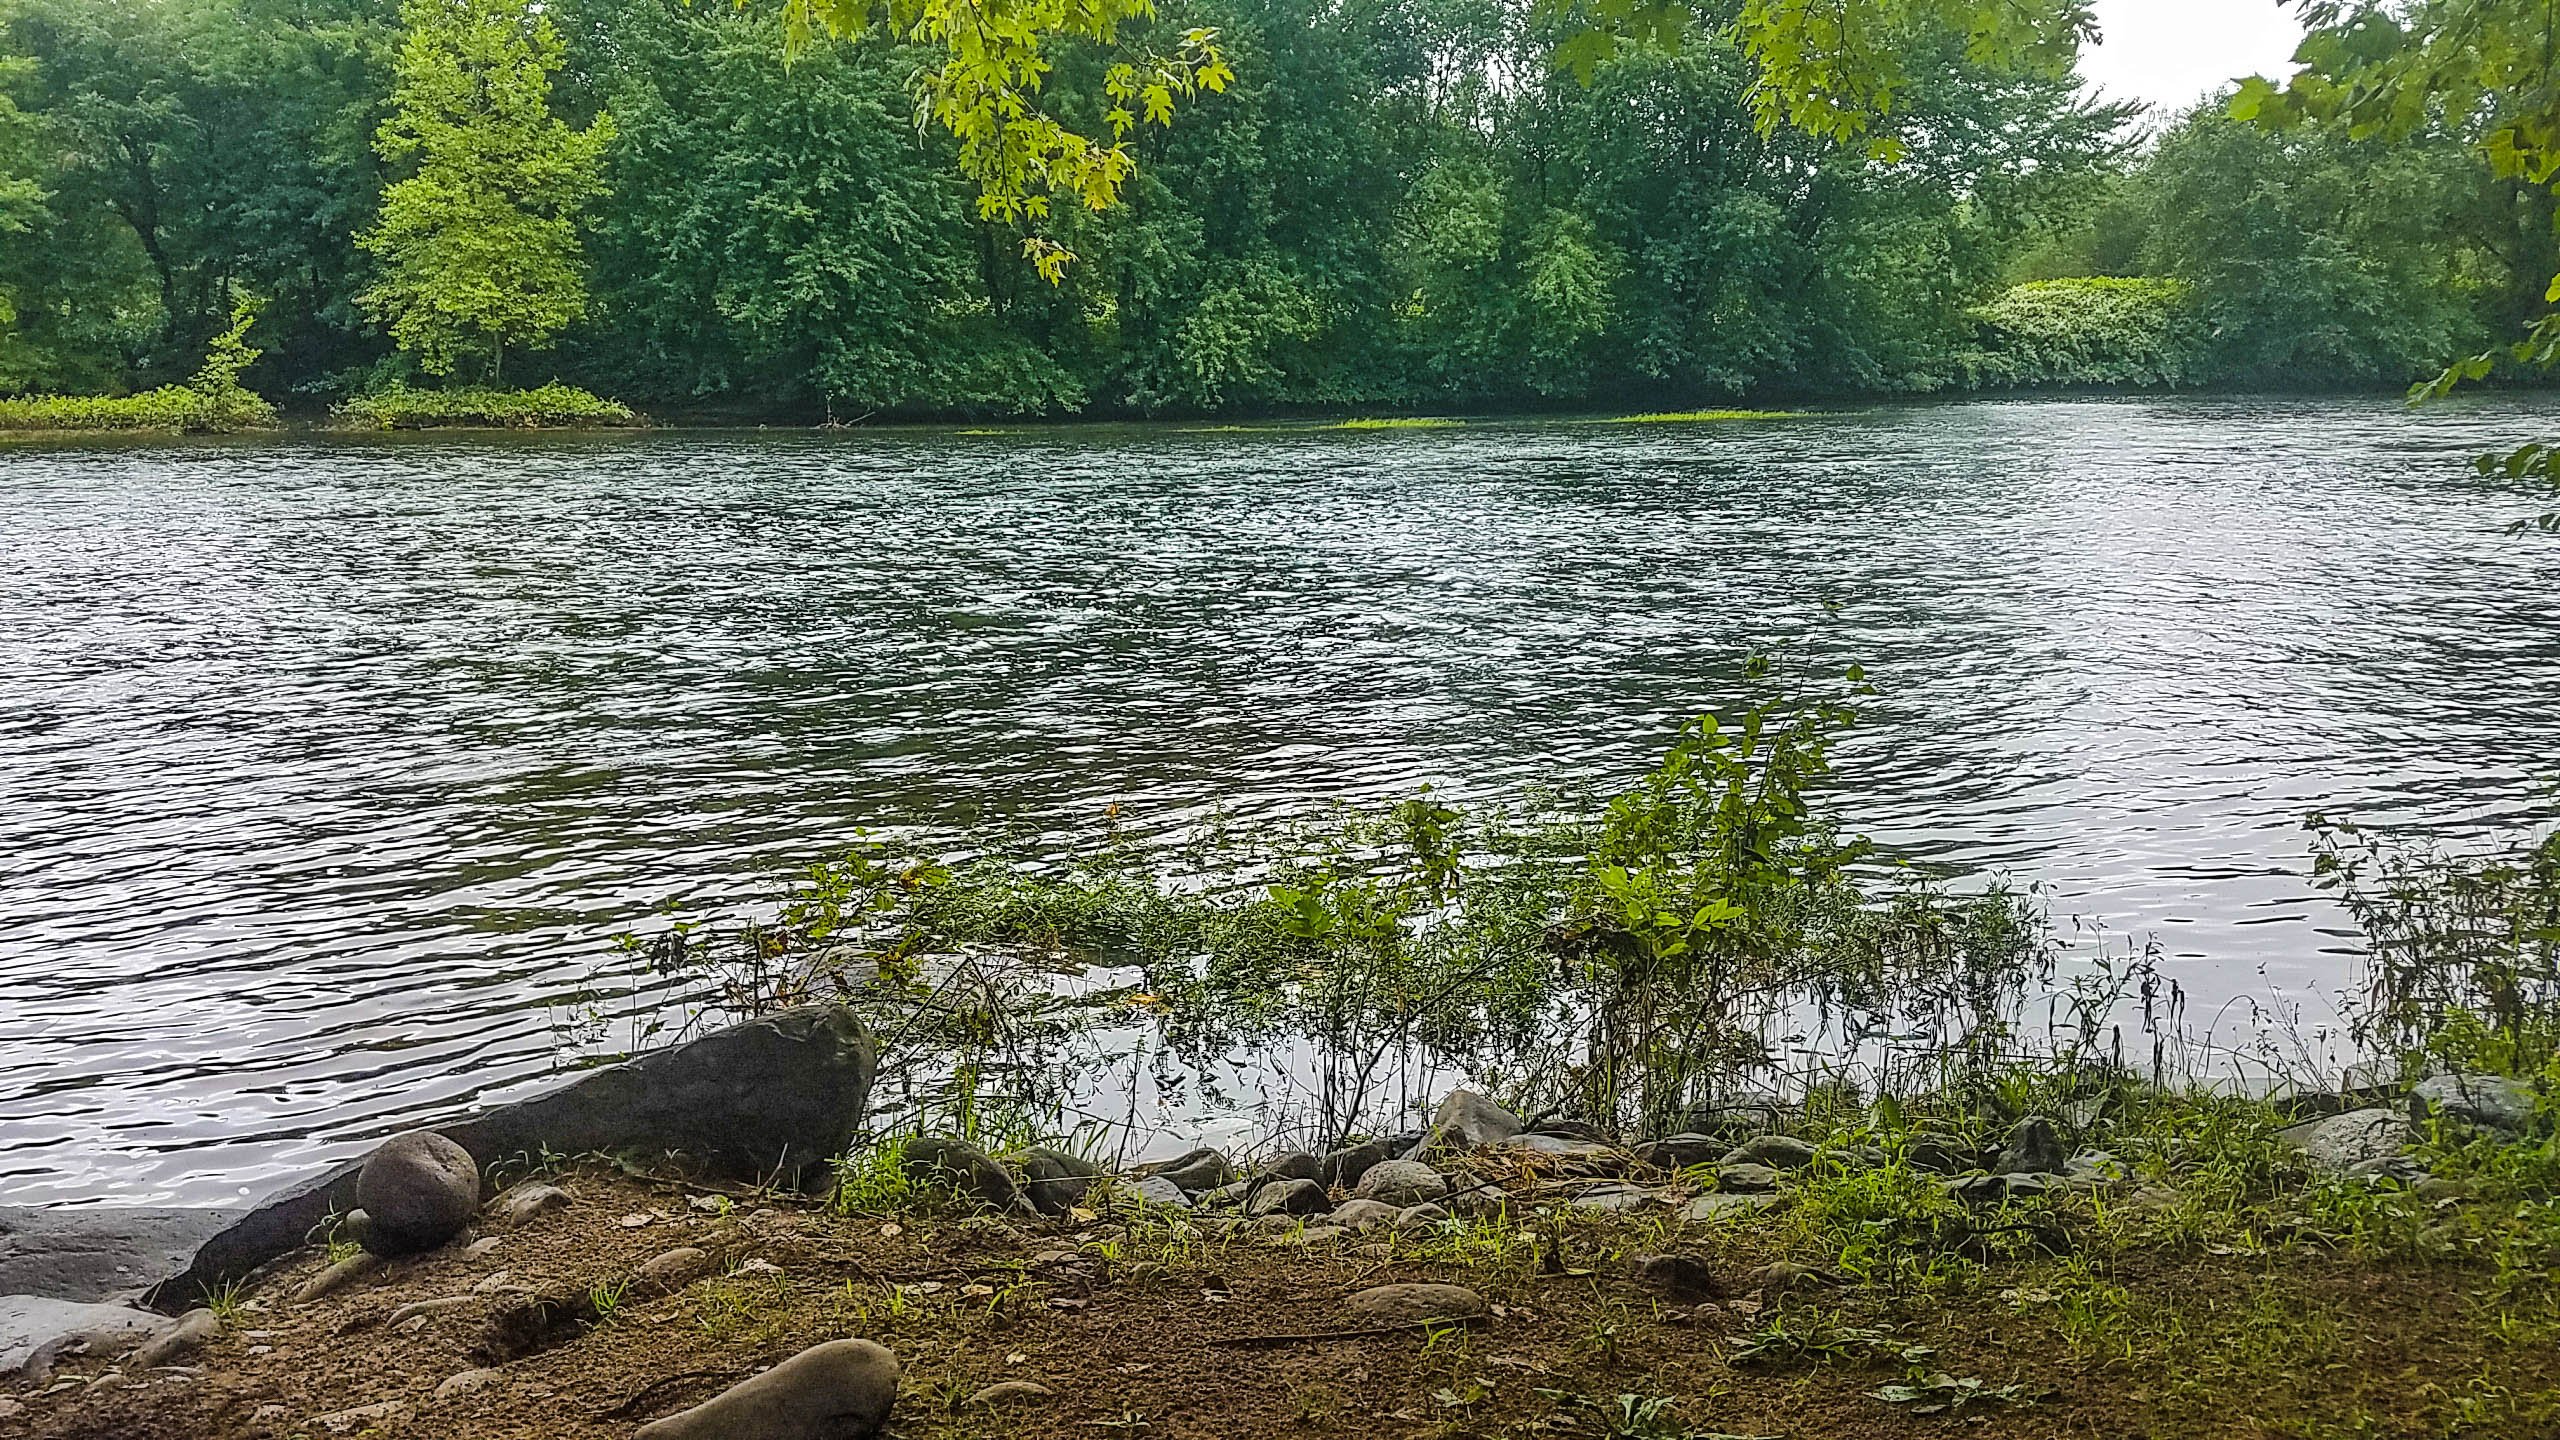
[484,1183,572,1232]
[385,1296,476,1327]
[1681,1192,1778,1223]
[1343,1283,1488,1326]
[638,1246,715,1292]
[1396,1202,1452,1227]
[314,1400,409,1433]
[634,1338,900,1440]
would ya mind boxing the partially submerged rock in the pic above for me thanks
[356,1132,481,1256]
[0,1206,243,1305]
[2,1296,170,1382]
[634,1338,900,1440]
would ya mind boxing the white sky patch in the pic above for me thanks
[2080,0,2308,115]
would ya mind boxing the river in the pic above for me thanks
[4,397,2556,1205]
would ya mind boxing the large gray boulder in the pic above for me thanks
[2411,1073,2539,1137]
[634,1338,900,1440]
[355,1132,480,1256]
[1354,1160,1449,1207]
[153,1005,875,1307]
[1409,1091,1523,1158]
[2277,1107,2412,1172]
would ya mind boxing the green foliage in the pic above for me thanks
[335,381,634,428]
[0,294,275,429]
[1963,278,2211,390]
[360,0,613,380]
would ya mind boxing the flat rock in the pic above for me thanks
[0,1207,242,1304]
[314,1400,408,1434]
[155,1005,877,1306]
[1342,1282,1487,1326]
[1680,1192,1778,1223]
[637,1247,715,1292]
[1395,1202,1451,1227]
[1711,1162,1782,1193]
[2277,1107,2411,1172]
[1245,1179,1329,1219]
[293,1252,383,1303]
[967,1380,1055,1407]
[1,1296,170,1380]
[1497,1134,1622,1166]
[1675,1101,1790,1141]
[1354,1159,1449,1207]
[634,1337,900,1440]
[2412,1073,2538,1136]
[1193,1182,1250,1209]
[1151,1150,1236,1195]
[1720,1135,1818,1171]
[1568,1183,1655,1213]
[435,1367,504,1402]
[483,1183,570,1232]
[1130,1176,1191,1209]
[1633,1134,1725,1170]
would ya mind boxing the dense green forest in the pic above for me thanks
[0,0,2552,419]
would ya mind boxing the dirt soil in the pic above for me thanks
[10,1165,2548,1440]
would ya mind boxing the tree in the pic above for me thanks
[359,0,612,381]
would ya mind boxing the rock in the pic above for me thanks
[1496,1134,1622,1166]
[1245,1179,1330,1219]
[634,1338,900,1440]
[1711,1163,1782,1193]
[355,1133,481,1256]
[1749,1261,1838,1299]
[1324,1200,1404,1232]
[637,1247,715,1292]
[1193,1182,1250,1209]
[1321,1139,1396,1189]
[900,1136,1023,1210]
[1632,1254,1720,1302]
[2412,1073,2539,1136]
[157,1005,875,1306]
[1354,1160,1449,1207]
[1720,1135,1818,1171]
[966,1380,1055,1407]
[1902,1133,1978,1174]
[1568,1184,1655,1213]
[1149,1149,1236,1196]
[484,1183,570,1232]
[1680,1192,1778,1223]
[2,1297,170,1381]
[2345,1155,2428,1185]
[1943,1173,2052,1205]
[1257,1152,1325,1186]
[1297,1225,1348,1244]
[1129,1176,1191,1209]
[1017,1148,1107,1218]
[315,1400,408,1434]
[2277,1107,2412,1172]
[1395,1203,1451,1227]
[386,1296,476,1327]
[1993,1117,2069,1177]
[292,1252,384,1304]
[1409,1091,1523,1159]
[0,1207,244,1305]
[1633,1134,1725,1171]
[1342,1283,1487,1327]
[132,1308,219,1367]
[1675,1101,1789,1141]
[435,1368,504,1402]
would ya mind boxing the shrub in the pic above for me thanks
[336,382,639,430]
[1961,277,2215,390]
[0,299,278,433]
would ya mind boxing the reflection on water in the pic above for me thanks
[2,397,2556,1204]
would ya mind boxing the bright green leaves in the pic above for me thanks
[1728,0,2091,160]
[360,0,614,379]
[768,0,1229,280]
[1539,0,1694,86]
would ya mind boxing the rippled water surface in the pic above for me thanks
[5,398,2558,1205]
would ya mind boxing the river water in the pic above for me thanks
[4,398,2556,1206]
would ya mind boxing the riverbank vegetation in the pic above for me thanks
[334,383,636,430]
[2,0,2553,424]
